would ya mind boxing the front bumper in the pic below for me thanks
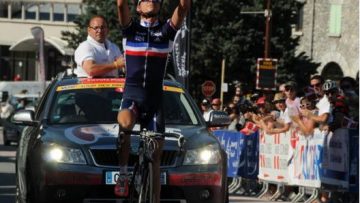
[40,164,226,203]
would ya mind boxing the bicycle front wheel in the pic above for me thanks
[138,162,153,203]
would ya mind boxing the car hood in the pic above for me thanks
[41,124,219,150]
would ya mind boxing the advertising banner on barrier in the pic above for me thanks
[289,128,324,188]
[213,130,258,179]
[239,130,259,179]
[321,129,349,188]
[321,128,359,192]
[213,130,245,177]
[258,130,291,183]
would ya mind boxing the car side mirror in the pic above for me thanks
[206,110,231,127]
[12,110,38,126]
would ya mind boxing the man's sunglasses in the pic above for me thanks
[88,26,107,31]
[138,0,161,3]
[310,83,321,88]
[284,86,293,92]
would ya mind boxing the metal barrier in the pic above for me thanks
[213,127,359,202]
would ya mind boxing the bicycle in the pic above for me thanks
[120,129,185,203]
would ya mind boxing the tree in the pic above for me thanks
[62,0,319,101]
[189,0,319,101]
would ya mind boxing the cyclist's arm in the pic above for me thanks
[117,0,131,27]
[170,0,191,29]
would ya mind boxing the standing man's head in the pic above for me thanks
[88,15,109,43]
[137,0,162,19]
[235,83,244,96]
[211,98,222,110]
[200,99,211,112]
[310,75,325,97]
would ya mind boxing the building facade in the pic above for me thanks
[294,0,359,81]
[0,0,82,81]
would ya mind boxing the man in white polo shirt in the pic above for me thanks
[74,15,125,78]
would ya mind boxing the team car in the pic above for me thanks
[15,73,229,203]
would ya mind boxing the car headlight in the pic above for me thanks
[183,143,221,165]
[43,145,86,165]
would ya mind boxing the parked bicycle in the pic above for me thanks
[120,129,185,203]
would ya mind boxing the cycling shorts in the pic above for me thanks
[120,85,165,134]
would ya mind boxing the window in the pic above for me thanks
[295,3,304,32]
[67,4,80,22]
[25,3,36,20]
[11,3,22,19]
[328,4,342,37]
[53,3,64,21]
[39,3,50,21]
[0,2,8,18]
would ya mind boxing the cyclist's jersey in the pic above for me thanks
[122,18,178,90]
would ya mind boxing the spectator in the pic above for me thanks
[339,76,359,121]
[14,74,22,81]
[322,80,349,130]
[291,97,318,136]
[0,93,14,119]
[200,99,213,122]
[234,83,252,111]
[284,81,301,117]
[16,98,27,110]
[224,102,240,131]
[300,75,331,130]
[252,96,274,130]
[264,92,292,134]
[211,98,222,111]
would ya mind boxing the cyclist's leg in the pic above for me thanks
[115,99,138,196]
[143,101,165,203]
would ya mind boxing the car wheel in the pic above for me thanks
[3,131,10,146]
[27,167,47,203]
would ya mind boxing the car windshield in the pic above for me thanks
[49,85,199,125]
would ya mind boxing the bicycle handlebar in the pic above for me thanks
[128,129,186,149]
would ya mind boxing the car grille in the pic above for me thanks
[83,199,187,203]
[90,149,178,167]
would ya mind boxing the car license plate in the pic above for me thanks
[105,171,167,185]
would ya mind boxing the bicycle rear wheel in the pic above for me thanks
[138,162,153,203]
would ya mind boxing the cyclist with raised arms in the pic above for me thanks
[115,0,190,202]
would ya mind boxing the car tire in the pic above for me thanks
[3,131,10,146]
[27,167,47,203]
[15,180,22,203]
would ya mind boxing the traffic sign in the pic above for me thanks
[201,80,216,97]
[256,58,277,91]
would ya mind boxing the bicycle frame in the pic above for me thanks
[127,129,185,203]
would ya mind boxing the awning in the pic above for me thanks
[9,36,74,55]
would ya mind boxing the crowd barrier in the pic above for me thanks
[213,127,359,198]
[213,130,259,179]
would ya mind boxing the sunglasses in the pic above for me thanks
[88,26,107,31]
[139,0,161,3]
[284,86,293,92]
[274,100,285,104]
[212,104,220,106]
[310,83,321,88]
[300,103,311,109]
